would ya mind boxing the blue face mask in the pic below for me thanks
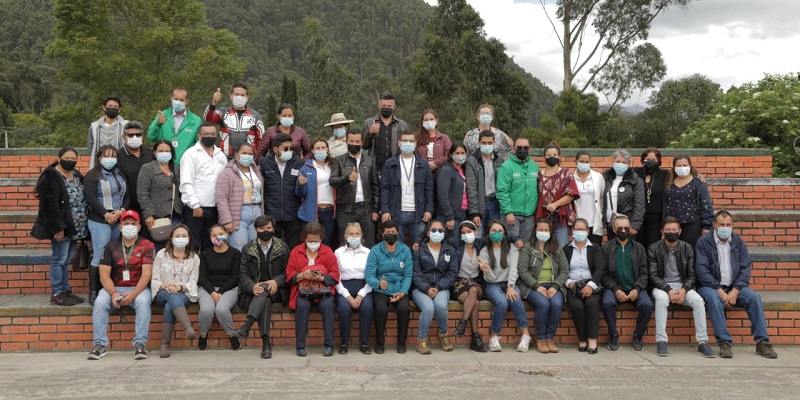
[280,117,294,127]
[156,152,172,164]
[313,151,328,162]
[429,231,445,244]
[716,227,733,240]
[453,155,467,164]
[172,100,186,113]
[346,236,362,248]
[332,127,346,138]
[572,230,589,243]
[480,145,494,155]
[576,162,591,173]
[479,114,492,125]
[400,142,415,155]
[100,157,117,170]
[613,162,628,175]
[280,150,293,162]
[536,232,551,243]
[239,154,254,167]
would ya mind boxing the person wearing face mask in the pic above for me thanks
[415,109,452,172]
[151,224,200,358]
[464,130,504,239]
[572,150,605,245]
[365,220,414,354]
[286,223,340,357]
[451,221,488,352]
[297,138,338,249]
[147,87,202,165]
[88,96,128,169]
[116,121,154,225]
[257,103,310,159]
[31,146,89,306]
[518,219,569,353]
[695,210,777,359]
[84,145,130,305]
[411,220,459,354]
[536,143,579,248]
[204,83,266,159]
[197,225,242,351]
[647,217,714,358]
[137,140,183,251]
[361,91,410,171]
[496,137,539,250]
[463,104,513,158]
[325,113,353,158]
[436,142,470,247]
[216,143,265,250]
[179,123,228,251]
[330,129,380,248]
[235,215,290,359]
[600,214,652,352]
[88,210,155,361]
[259,133,306,249]
[563,218,605,354]
[633,147,669,248]
[602,149,645,242]
[334,222,374,354]
[663,155,714,247]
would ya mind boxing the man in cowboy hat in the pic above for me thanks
[325,113,354,158]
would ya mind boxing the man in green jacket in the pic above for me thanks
[496,137,539,249]
[147,86,202,165]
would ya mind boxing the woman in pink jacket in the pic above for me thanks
[215,143,265,250]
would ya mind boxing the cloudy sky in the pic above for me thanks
[422,0,800,107]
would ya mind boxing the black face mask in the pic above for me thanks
[347,144,362,156]
[59,159,77,171]
[201,136,217,148]
[643,160,659,173]
[379,107,393,119]
[383,233,398,245]
[545,156,559,167]
[104,108,119,119]
[257,230,273,242]
[664,232,680,243]
[616,229,630,241]
[515,149,529,161]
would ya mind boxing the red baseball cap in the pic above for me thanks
[120,210,140,222]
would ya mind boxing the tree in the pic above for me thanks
[540,0,690,106]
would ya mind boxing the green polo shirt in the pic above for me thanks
[615,240,635,291]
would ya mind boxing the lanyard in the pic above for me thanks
[121,239,137,271]
[400,156,414,186]
[237,164,256,187]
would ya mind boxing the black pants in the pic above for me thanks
[246,291,276,337]
[637,212,662,248]
[182,206,218,251]
[337,208,376,248]
[373,292,410,345]
[587,227,603,247]
[566,289,601,341]
[679,218,703,247]
[274,219,303,249]
[295,295,335,350]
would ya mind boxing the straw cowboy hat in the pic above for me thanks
[324,113,354,127]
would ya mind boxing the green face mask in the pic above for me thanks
[489,231,505,243]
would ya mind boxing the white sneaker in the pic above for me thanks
[517,335,531,352]
[489,336,502,352]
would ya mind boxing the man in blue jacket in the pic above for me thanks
[695,210,777,359]
[380,131,433,245]
[259,133,304,249]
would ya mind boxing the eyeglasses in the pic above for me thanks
[278,147,292,152]
[430,228,445,234]
[125,133,143,138]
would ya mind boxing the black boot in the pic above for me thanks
[470,333,488,353]
[235,316,256,338]
[260,336,272,359]
[88,267,100,306]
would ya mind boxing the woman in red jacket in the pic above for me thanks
[286,222,340,357]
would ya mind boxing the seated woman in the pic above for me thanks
[365,220,413,354]
[518,218,569,353]
[451,221,488,352]
[286,222,340,357]
[411,220,459,354]
[480,220,531,352]
[151,224,200,358]
[334,222,374,354]
[197,225,242,351]
[563,218,605,354]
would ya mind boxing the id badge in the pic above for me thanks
[122,270,131,281]
[405,186,412,195]
[251,191,261,203]
[172,140,179,148]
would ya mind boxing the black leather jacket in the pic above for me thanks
[647,239,696,292]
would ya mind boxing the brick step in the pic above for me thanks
[1,291,798,352]
[707,178,800,210]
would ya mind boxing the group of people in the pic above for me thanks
[31,85,777,361]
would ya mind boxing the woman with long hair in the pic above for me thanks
[197,224,242,351]
[137,140,182,251]
[536,142,579,247]
[415,109,452,172]
[563,218,605,354]
[435,141,469,246]
[215,143,264,250]
[663,155,714,246]
[297,137,338,248]
[463,104,513,158]
[451,221,488,352]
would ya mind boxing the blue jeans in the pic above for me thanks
[478,198,502,239]
[698,286,769,343]
[88,220,119,267]
[317,206,338,249]
[396,210,425,245]
[92,286,151,347]
[411,288,450,339]
[336,280,374,346]
[525,283,564,339]
[484,283,529,334]
[601,288,653,338]
[553,224,569,249]
[153,290,191,324]
[50,239,76,294]
[441,210,465,248]
[295,295,335,350]
[229,204,260,250]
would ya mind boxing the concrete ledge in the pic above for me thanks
[748,247,800,262]
[707,178,800,186]
[0,178,36,186]
[730,210,800,222]
[0,211,37,223]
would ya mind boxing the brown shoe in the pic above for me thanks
[536,339,549,354]
[439,334,454,352]
[416,338,431,354]
[546,339,560,353]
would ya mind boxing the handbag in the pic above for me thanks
[72,240,92,271]
[298,268,333,299]
[149,184,176,242]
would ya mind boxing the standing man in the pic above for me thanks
[259,133,305,249]
[464,130,504,238]
[695,210,778,359]
[361,91,409,172]
[116,121,154,223]
[203,83,265,159]
[380,131,433,245]
[87,95,128,168]
[648,217,714,357]
[600,214,653,352]
[147,86,202,165]
[330,129,379,248]
[495,137,538,249]
[179,123,227,250]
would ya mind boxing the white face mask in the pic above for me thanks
[126,135,143,149]
[121,225,138,240]
[306,241,321,252]
[675,166,691,177]
[231,95,247,109]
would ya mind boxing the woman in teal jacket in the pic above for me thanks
[365,220,413,354]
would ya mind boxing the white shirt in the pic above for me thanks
[334,245,373,298]
[400,155,415,212]
[172,110,185,134]
[276,155,287,176]
[715,232,734,287]
[567,240,598,290]
[606,175,623,222]
[237,165,262,205]
[353,155,364,203]
[179,142,228,209]
[314,161,334,205]
[483,154,496,197]
[574,171,596,223]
